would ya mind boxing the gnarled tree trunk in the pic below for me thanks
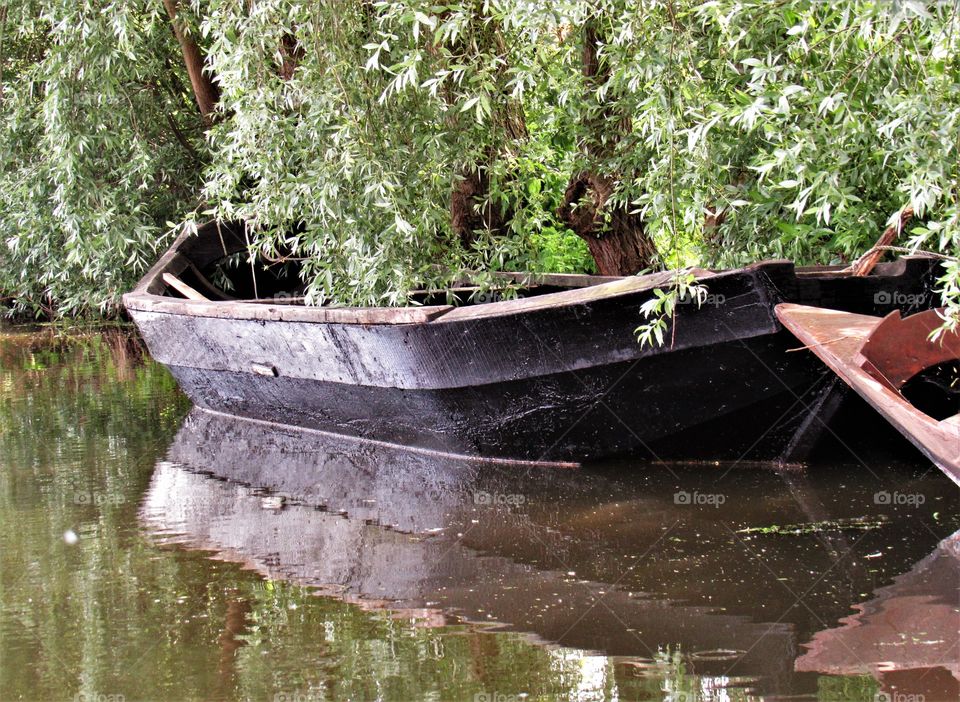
[558,172,655,276]
[558,19,656,276]
[443,16,524,248]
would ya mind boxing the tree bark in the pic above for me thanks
[450,168,512,248]
[162,0,219,121]
[278,33,303,81]
[442,15,522,247]
[558,19,656,276]
[558,172,655,275]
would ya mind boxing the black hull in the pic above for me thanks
[126,231,942,464]
[166,332,835,463]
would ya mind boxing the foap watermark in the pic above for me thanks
[73,491,125,506]
[471,290,525,304]
[874,290,926,306]
[273,692,322,702]
[875,692,925,702]
[674,490,726,508]
[677,291,726,307]
[73,693,124,702]
[474,693,525,702]
[473,491,525,507]
[874,491,926,507]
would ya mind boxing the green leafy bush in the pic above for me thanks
[1,1,958,325]
[0,0,205,318]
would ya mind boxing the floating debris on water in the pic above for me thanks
[736,515,888,536]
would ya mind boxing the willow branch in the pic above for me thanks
[161,0,219,121]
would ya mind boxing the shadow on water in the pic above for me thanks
[1,328,958,701]
[143,408,960,701]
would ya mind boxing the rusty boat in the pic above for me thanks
[778,304,960,485]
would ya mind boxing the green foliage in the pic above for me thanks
[0,0,205,318]
[526,226,596,274]
[512,156,596,273]
[2,1,959,323]
[634,272,708,347]
[815,673,882,702]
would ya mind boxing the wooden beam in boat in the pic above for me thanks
[440,268,718,321]
[123,292,455,325]
[162,273,209,301]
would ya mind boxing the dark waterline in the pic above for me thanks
[0,330,957,701]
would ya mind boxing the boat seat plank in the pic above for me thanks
[162,273,209,302]
[439,269,718,322]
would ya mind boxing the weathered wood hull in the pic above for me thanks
[125,224,942,463]
[156,334,826,463]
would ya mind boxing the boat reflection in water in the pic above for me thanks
[796,529,959,700]
[141,409,959,699]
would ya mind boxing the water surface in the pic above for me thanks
[1,330,957,701]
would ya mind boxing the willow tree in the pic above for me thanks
[0,0,206,317]
[2,0,960,325]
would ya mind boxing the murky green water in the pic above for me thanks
[1,329,958,702]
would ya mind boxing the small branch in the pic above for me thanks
[845,207,914,276]
[261,251,309,263]
[787,335,857,352]
[839,20,913,91]
[163,109,202,165]
[856,244,958,262]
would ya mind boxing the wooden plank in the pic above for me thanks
[141,251,190,295]
[439,268,718,322]
[124,292,454,325]
[858,309,960,389]
[162,272,209,301]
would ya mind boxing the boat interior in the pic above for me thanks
[147,221,925,308]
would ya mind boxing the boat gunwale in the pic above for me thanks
[124,222,937,327]
[124,266,737,326]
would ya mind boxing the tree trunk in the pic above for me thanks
[558,172,654,275]
[450,168,513,248]
[162,0,219,121]
[278,33,303,81]
[442,15,522,248]
[558,19,656,276]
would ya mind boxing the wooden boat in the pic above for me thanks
[777,304,960,485]
[124,221,943,464]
